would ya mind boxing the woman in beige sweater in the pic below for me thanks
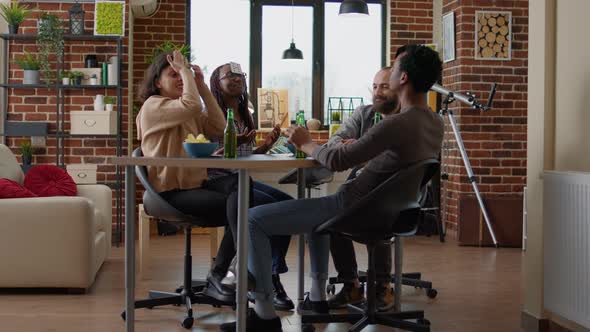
[136,50,240,302]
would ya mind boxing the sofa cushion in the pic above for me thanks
[0,144,24,185]
[24,165,77,197]
[93,208,104,233]
[0,178,38,198]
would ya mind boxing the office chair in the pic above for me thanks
[301,159,439,332]
[120,148,234,329]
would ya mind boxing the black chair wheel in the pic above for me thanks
[212,304,221,308]
[427,288,438,299]
[232,305,237,311]
[326,284,336,295]
[175,287,183,293]
[418,318,431,326]
[302,323,316,332]
[120,311,126,321]
[182,317,194,329]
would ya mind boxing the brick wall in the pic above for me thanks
[390,0,434,59]
[441,0,528,243]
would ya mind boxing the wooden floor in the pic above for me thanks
[0,235,523,332]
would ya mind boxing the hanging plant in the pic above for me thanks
[146,41,193,65]
[37,13,64,84]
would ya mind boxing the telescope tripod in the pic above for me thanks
[438,94,499,247]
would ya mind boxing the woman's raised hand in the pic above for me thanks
[166,50,188,73]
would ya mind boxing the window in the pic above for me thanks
[188,0,250,86]
[262,5,313,122]
[324,2,383,124]
[189,0,385,126]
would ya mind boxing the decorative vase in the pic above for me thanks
[62,77,70,85]
[23,70,40,85]
[8,24,19,34]
[22,155,32,166]
[105,104,114,112]
[89,77,98,85]
[93,94,104,111]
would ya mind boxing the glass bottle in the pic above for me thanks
[296,111,306,159]
[224,108,237,158]
[373,111,382,125]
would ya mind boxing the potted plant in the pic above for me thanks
[20,140,33,166]
[89,74,98,85]
[103,96,115,112]
[60,71,71,85]
[15,52,41,85]
[0,0,31,34]
[37,13,64,84]
[146,41,193,65]
[70,71,83,85]
[331,111,341,124]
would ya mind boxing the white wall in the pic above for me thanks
[554,0,590,171]
[526,0,590,330]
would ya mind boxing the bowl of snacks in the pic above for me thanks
[182,134,218,158]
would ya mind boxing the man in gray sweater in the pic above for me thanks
[326,66,400,311]
[221,44,443,332]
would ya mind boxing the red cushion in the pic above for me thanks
[0,178,38,198]
[24,165,77,197]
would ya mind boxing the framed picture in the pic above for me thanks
[442,12,455,63]
[257,88,290,130]
[475,11,511,60]
[94,0,126,36]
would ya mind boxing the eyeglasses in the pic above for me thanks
[219,72,247,81]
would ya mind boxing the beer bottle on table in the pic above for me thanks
[224,108,237,158]
[296,111,306,159]
[373,112,381,125]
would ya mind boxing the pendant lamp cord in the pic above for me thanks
[291,0,295,43]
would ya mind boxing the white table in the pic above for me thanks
[109,155,318,332]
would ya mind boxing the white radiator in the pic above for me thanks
[543,171,590,328]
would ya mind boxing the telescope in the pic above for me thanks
[429,81,500,247]
[430,83,497,111]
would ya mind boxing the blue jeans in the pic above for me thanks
[248,192,346,301]
[252,181,293,274]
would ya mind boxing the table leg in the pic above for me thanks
[236,169,250,332]
[125,165,136,332]
[297,168,306,302]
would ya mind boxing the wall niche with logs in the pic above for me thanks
[475,11,511,61]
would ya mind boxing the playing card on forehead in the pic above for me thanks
[229,62,243,75]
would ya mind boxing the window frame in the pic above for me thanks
[186,0,386,126]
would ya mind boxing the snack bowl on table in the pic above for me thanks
[182,142,218,158]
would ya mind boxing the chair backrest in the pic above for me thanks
[132,147,193,223]
[316,159,439,240]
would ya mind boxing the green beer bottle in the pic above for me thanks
[224,108,237,158]
[296,111,306,159]
[373,112,382,125]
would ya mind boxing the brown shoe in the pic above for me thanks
[327,283,365,309]
[376,283,395,312]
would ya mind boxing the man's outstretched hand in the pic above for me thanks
[285,125,313,149]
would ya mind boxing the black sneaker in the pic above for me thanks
[297,293,329,314]
[272,274,295,311]
[327,283,365,309]
[219,308,282,332]
[203,273,236,303]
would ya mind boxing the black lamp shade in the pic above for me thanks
[282,41,303,60]
[339,0,369,16]
[69,2,85,35]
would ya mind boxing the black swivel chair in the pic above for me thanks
[278,166,334,197]
[301,159,439,332]
[120,148,234,329]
